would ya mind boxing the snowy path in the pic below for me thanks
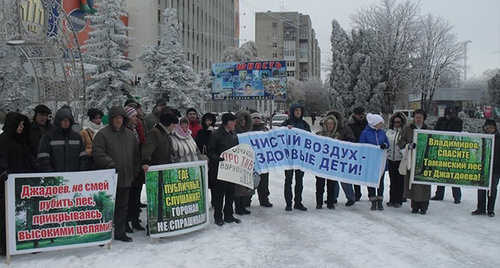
[3,118,499,267]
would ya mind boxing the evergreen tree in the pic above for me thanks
[82,0,132,111]
[488,71,500,105]
[328,19,352,115]
[140,8,202,114]
[0,45,32,113]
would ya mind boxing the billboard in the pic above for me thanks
[211,61,287,100]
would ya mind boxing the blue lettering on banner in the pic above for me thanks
[237,128,386,188]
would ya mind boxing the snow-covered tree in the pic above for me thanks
[488,70,500,105]
[140,8,203,114]
[82,0,132,111]
[413,14,464,112]
[328,19,352,114]
[302,78,329,115]
[351,0,420,114]
[0,45,32,113]
[222,41,262,62]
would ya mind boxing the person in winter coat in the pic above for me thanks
[80,108,105,157]
[398,109,431,214]
[359,113,389,211]
[141,109,178,172]
[0,112,36,256]
[92,106,141,242]
[186,108,203,139]
[282,103,311,211]
[472,119,500,217]
[60,104,83,133]
[37,107,87,172]
[195,112,216,155]
[144,98,168,133]
[29,104,55,161]
[315,115,338,210]
[432,107,463,203]
[326,110,356,206]
[208,113,240,226]
[386,112,407,208]
[251,112,273,208]
[233,110,254,215]
[171,117,202,163]
[347,106,368,201]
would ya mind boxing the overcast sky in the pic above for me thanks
[239,0,500,81]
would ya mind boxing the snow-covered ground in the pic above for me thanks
[3,118,500,268]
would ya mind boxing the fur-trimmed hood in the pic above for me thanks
[234,110,252,134]
[326,110,345,127]
[389,111,408,129]
[316,115,338,138]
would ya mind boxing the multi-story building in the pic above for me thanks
[255,11,321,81]
[124,0,238,75]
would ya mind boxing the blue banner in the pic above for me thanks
[211,61,287,100]
[237,128,387,187]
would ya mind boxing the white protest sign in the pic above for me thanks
[217,144,255,188]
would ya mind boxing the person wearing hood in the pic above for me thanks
[171,117,202,163]
[359,113,389,211]
[0,112,36,256]
[251,112,273,208]
[233,110,255,215]
[29,104,55,161]
[326,110,356,206]
[60,104,83,133]
[472,119,500,217]
[431,107,463,203]
[315,115,339,209]
[347,106,368,201]
[386,112,407,208]
[37,107,88,172]
[186,108,203,139]
[80,108,105,157]
[398,109,431,214]
[195,112,216,154]
[281,103,311,211]
[92,106,141,242]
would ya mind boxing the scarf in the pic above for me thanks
[88,121,105,137]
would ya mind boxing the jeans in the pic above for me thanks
[284,169,304,206]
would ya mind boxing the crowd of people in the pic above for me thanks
[0,99,499,254]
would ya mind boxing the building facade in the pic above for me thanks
[255,11,321,81]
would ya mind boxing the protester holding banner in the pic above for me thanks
[251,112,273,208]
[359,113,389,211]
[315,115,339,210]
[37,107,88,172]
[348,106,368,201]
[171,117,202,163]
[282,103,311,212]
[233,110,255,215]
[386,112,407,208]
[141,109,178,172]
[398,109,431,214]
[326,110,356,206]
[0,112,36,255]
[472,119,500,217]
[92,106,141,242]
[208,113,240,226]
[431,108,463,204]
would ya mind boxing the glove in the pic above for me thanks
[1,171,8,181]
[410,143,417,149]
[380,144,387,149]
[114,168,119,174]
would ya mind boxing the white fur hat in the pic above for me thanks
[367,113,384,127]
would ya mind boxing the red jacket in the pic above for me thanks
[189,119,203,139]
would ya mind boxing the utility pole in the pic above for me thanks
[463,40,472,83]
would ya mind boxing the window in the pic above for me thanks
[272,22,277,28]
[272,53,278,58]
[286,61,295,67]
[284,50,295,57]
[287,71,295,77]
[272,43,277,48]
[272,32,277,39]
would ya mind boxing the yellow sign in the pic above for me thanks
[20,0,45,37]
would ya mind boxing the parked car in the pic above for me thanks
[271,114,289,128]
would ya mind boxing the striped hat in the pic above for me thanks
[124,106,137,118]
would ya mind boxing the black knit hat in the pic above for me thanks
[87,108,104,120]
[444,107,455,116]
[222,113,237,125]
[483,119,497,131]
[353,107,365,115]
[160,113,178,127]
[34,104,52,115]
[186,108,197,116]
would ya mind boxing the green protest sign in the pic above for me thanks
[145,161,208,239]
[411,129,494,190]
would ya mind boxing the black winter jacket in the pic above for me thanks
[0,112,36,175]
[434,116,463,132]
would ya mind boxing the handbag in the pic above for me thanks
[200,145,209,161]
[253,171,261,189]
[398,144,409,175]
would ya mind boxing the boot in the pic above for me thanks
[132,219,145,231]
[370,197,377,211]
[377,197,384,211]
[125,222,133,233]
